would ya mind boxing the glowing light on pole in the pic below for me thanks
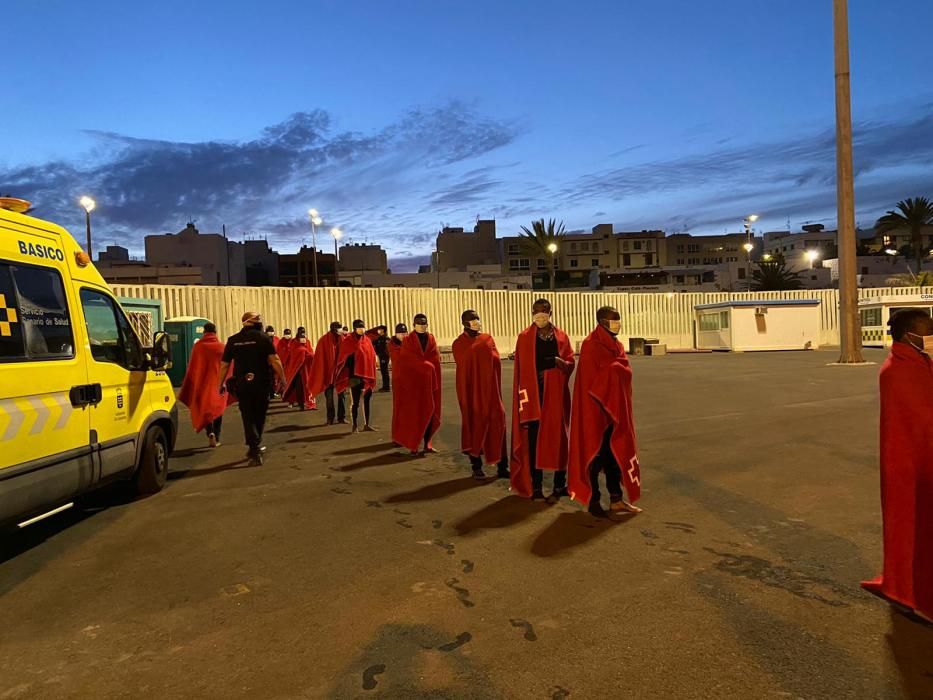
[331,227,343,286]
[308,208,323,286]
[79,196,96,258]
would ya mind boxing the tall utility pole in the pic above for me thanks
[834,0,864,363]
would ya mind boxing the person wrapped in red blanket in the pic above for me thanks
[308,322,347,425]
[568,306,643,518]
[334,319,378,432]
[281,327,317,411]
[393,313,442,455]
[510,298,574,501]
[452,309,509,480]
[388,323,408,444]
[178,322,233,448]
[862,308,933,621]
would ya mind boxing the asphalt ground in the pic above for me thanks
[1,348,932,699]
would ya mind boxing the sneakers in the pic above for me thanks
[247,451,263,467]
[471,467,487,481]
[208,433,218,448]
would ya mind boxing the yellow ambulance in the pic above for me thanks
[0,198,176,527]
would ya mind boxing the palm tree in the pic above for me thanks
[519,218,565,291]
[751,260,804,291]
[875,197,933,274]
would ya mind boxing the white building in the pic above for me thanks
[339,264,533,290]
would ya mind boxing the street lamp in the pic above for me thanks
[743,242,754,292]
[806,249,820,269]
[308,208,323,286]
[79,196,96,258]
[435,248,445,288]
[762,254,773,262]
[547,242,558,291]
[331,227,343,286]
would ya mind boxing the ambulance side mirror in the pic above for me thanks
[149,331,171,371]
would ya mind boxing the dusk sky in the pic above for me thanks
[3,0,932,271]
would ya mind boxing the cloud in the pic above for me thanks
[2,102,522,256]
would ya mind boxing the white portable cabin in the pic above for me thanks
[694,299,821,352]
[858,294,933,347]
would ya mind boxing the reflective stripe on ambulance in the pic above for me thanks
[0,393,74,441]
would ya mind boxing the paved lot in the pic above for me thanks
[2,348,932,699]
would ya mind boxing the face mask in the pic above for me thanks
[283,334,292,340]
[414,323,428,333]
[468,319,482,332]
[355,328,365,336]
[396,333,406,342]
[908,332,933,354]
[533,313,550,329]
[607,320,622,335]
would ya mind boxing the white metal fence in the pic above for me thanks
[110,284,928,352]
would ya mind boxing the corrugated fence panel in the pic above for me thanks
[110,284,929,352]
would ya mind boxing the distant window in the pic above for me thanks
[645,254,654,266]
[646,241,653,251]
[537,258,546,269]
[622,241,629,251]
[570,259,578,268]
[699,313,721,332]
[634,241,642,251]
[507,244,520,255]
[720,311,730,329]
[687,244,700,253]
[675,275,684,284]
[571,242,577,252]
[591,259,600,268]
[860,308,882,326]
[509,258,530,271]
[677,258,685,265]
[738,268,746,279]
[1,263,75,361]
[676,245,685,254]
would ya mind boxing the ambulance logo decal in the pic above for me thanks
[0,294,18,337]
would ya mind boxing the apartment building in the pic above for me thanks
[339,243,388,274]
[145,223,247,285]
[435,220,500,271]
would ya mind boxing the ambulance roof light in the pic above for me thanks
[0,197,32,213]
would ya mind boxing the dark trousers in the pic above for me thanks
[238,382,270,454]
[469,434,509,471]
[527,420,566,492]
[589,425,623,505]
[325,386,346,423]
[207,416,223,440]
[379,358,390,390]
[350,383,372,427]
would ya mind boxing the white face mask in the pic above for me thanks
[607,320,622,335]
[283,334,292,340]
[533,313,550,329]
[468,319,482,332]
[908,332,933,354]
[414,323,428,333]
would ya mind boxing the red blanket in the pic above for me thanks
[277,337,292,368]
[308,331,341,397]
[334,333,377,394]
[452,331,505,463]
[178,332,233,433]
[509,325,574,497]
[862,342,933,618]
[389,339,404,440]
[282,339,317,409]
[567,326,641,505]
[392,333,442,452]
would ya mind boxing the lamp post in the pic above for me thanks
[79,196,96,258]
[331,227,343,286]
[547,242,558,291]
[435,248,445,289]
[743,242,754,292]
[834,0,864,363]
[308,208,323,286]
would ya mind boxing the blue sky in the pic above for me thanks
[3,0,932,270]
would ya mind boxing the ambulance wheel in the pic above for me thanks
[135,426,168,495]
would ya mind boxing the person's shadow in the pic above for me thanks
[887,607,933,698]
[453,495,548,536]
[384,477,490,503]
[530,510,636,557]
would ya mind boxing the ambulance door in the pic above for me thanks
[0,260,92,522]
[79,287,149,479]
